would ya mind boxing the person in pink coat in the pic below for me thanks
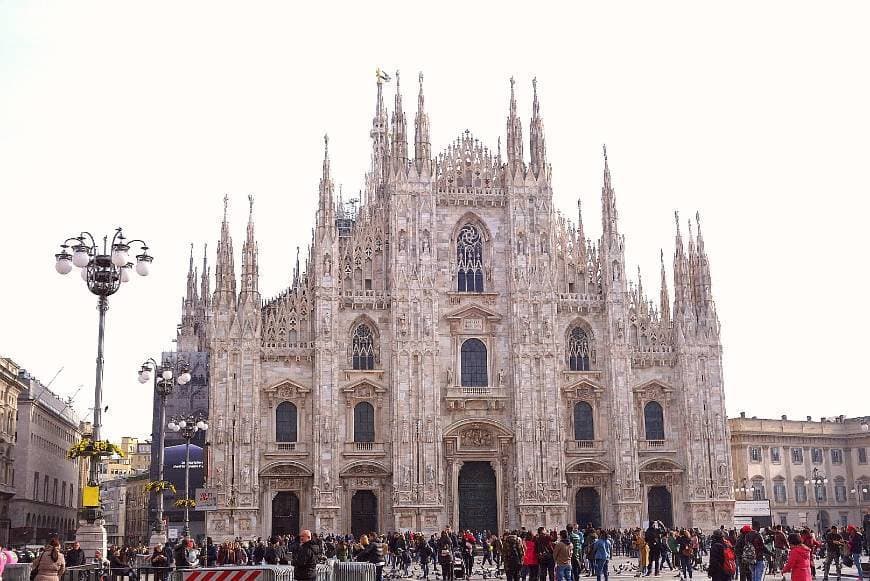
[782,533,812,581]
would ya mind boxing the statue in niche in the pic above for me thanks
[423,314,432,336]
[446,367,453,386]
[402,465,411,487]
[526,466,534,483]
[426,464,435,484]
[399,313,408,336]
[215,417,224,444]
[401,420,409,443]
[241,464,250,487]
[214,466,224,488]
[241,418,251,444]
[497,368,505,386]
[425,420,434,443]
[322,466,331,490]
[421,232,430,253]
[399,230,407,251]
[321,419,332,443]
[323,253,332,274]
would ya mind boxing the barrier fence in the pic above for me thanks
[8,560,373,581]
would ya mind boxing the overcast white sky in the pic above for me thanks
[1,1,868,443]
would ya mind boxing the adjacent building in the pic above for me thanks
[124,472,150,546]
[0,357,25,545]
[10,369,82,544]
[169,75,734,539]
[100,437,151,483]
[101,477,126,547]
[730,414,870,531]
[147,351,208,540]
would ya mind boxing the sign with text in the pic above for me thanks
[734,500,772,517]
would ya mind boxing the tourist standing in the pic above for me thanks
[592,531,612,581]
[31,538,66,581]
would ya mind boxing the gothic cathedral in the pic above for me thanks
[174,73,735,539]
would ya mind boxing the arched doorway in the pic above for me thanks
[351,490,378,538]
[272,491,300,537]
[575,488,601,528]
[647,486,673,528]
[459,462,498,533]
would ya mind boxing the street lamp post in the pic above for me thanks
[811,467,828,534]
[137,358,191,545]
[167,413,208,539]
[54,229,152,551]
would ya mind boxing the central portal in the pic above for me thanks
[272,491,300,537]
[458,461,498,533]
[351,490,378,538]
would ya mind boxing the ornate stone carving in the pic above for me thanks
[460,425,494,448]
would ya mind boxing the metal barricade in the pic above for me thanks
[61,564,103,581]
[332,561,375,581]
[3,563,32,581]
[315,563,332,581]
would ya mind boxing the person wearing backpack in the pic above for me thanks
[782,533,812,581]
[676,530,695,580]
[707,529,735,581]
[502,531,524,581]
[735,525,768,581]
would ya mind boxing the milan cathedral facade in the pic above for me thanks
[173,74,735,539]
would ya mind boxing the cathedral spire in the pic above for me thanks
[673,210,692,318]
[185,242,198,304]
[369,69,390,189]
[239,194,259,303]
[695,211,714,316]
[318,134,335,227]
[529,77,549,181]
[200,243,210,307]
[213,194,237,309]
[600,145,620,244]
[506,76,524,175]
[414,71,431,172]
[660,249,670,324]
[390,70,408,173]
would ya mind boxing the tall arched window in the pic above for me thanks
[456,224,484,292]
[834,477,847,503]
[460,338,488,387]
[276,402,298,443]
[644,401,665,441]
[567,327,591,371]
[773,478,787,503]
[354,402,375,443]
[752,477,766,500]
[352,324,376,370]
[573,402,595,441]
[794,478,808,503]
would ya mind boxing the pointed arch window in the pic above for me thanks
[644,401,665,441]
[457,224,484,292]
[276,402,298,443]
[352,324,376,370]
[353,402,375,443]
[573,402,595,441]
[460,338,488,387]
[567,327,591,371]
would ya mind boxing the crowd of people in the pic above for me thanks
[1,523,866,581]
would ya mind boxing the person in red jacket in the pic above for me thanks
[782,534,812,581]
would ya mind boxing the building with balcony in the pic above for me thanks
[729,414,870,531]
